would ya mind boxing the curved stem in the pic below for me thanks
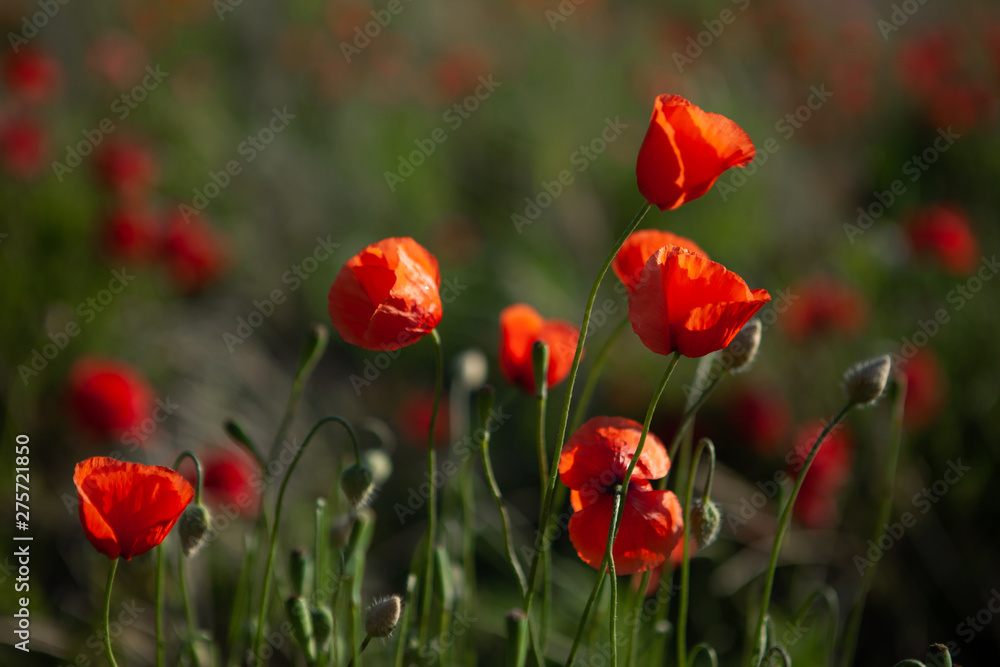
[418,328,444,649]
[174,451,203,504]
[103,558,120,667]
[251,416,361,659]
[659,369,728,491]
[524,201,653,616]
[569,317,630,433]
[688,643,719,667]
[840,378,907,667]
[749,404,853,666]
[677,439,715,667]
[762,645,791,667]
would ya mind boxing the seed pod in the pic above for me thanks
[178,504,212,557]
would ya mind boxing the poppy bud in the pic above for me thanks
[362,448,393,486]
[224,419,257,452]
[843,355,892,407]
[721,319,762,374]
[454,349,488,388]
[690,500,722,549]
[311,605,334,651]
[340,464,375,508]
[365,594,403,638]
[925,643,953,667]
[179,503,212,557]
[285,596,316,661]
[289,548,310,598]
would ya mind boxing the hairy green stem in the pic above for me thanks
[103,558,120,667]
[569,317,630,434]
[677,439,715,667]
[418,329,444,650]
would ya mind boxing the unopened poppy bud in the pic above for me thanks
[721,319,762,373]
[843,355,892,407]
[365,594,402,638]
[532,340,550,398]
[925,643,952,667]
[340,463,374,508]
[179,503,212,557]
[690,500,722,549]
[285,595,316,661]
[362,448,393,486]
[289,548,310,598]
[311,605,334,651]
[454,349,488,388]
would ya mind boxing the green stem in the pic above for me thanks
[749,404,853,666]
[267,324,329,463]
[155,545,165,667]
[839,378,907,667]
[626,570,651,667]
[677,439,715,667]
[178,544,201,667]
[316,498,326,603]
[688,643,719,667]
[348,635,373,667]
[564,518,612,667]
[460,449,477,666]
[174,451,203,504]
[609,493,620,667]
[569,317,630,434]
[418,328,444,650]
[524,201,653,617]
[394,573,419,667]
[659,369,728,491]
[251,416,361,660]
[103,558,120,667]
[534,342,553,651]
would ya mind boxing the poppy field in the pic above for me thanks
[3,0,1000,666]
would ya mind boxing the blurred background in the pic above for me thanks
[1,0,999,664]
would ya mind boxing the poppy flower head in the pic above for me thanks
[67,357,155,441]
[498,304,580,395]
[905,205,980,276]
[2,48,61,104]
[628,247,771,358]
[197,450,261,514]
[559,416,683,575]
[161,210,229,294]
[74,457,194,560]
[328,237,442,351]
[103,207,161,261]
[728,387,792,454]
[899,349,946,432]
[397,391,451,448]
[781,277,868,340]
[636,94,755,211]
[612,229,708,294]
[95,138,157,196]
[0,116,46,177]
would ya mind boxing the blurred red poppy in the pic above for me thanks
[0,116,46,177]
[397,391,451,448]
[2,48,61,103]
[628,247,770,358]
[789,422,853,529]
[899,349,946,432]
[498,304,580,395]
[68,358,155,441]
[74,457,193,560]
[728,387,792,454]
[96,138,157,196]
[197,449,261,514]
[161,210,229,294]
[636,94,755,211]
[328,237,442,351]
[905,205,980,276]
[559,416,683,575]
[612,230,707,294]
[102,207,161,261]
[781,277,868,340]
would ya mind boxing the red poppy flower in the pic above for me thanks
[788,422,853,529]
[2,48,61,104]
[0,116,46,177]
[498,304,580,395]
[559,416,683,575]
[728,387,792,454]
[161,210,229,294]
[636,94,755,211]
[397,391,451,448]
[67,358,155,441]
[628,247,770,358]
[905,205,980,276]
[102,207,161,261]
[194,449,261,514]
[328,237,442,351]
[612,230,708,294]
[74,457,194,560]
[899,349,946,432]
[781,277,868,341]
[95,138,157,196]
